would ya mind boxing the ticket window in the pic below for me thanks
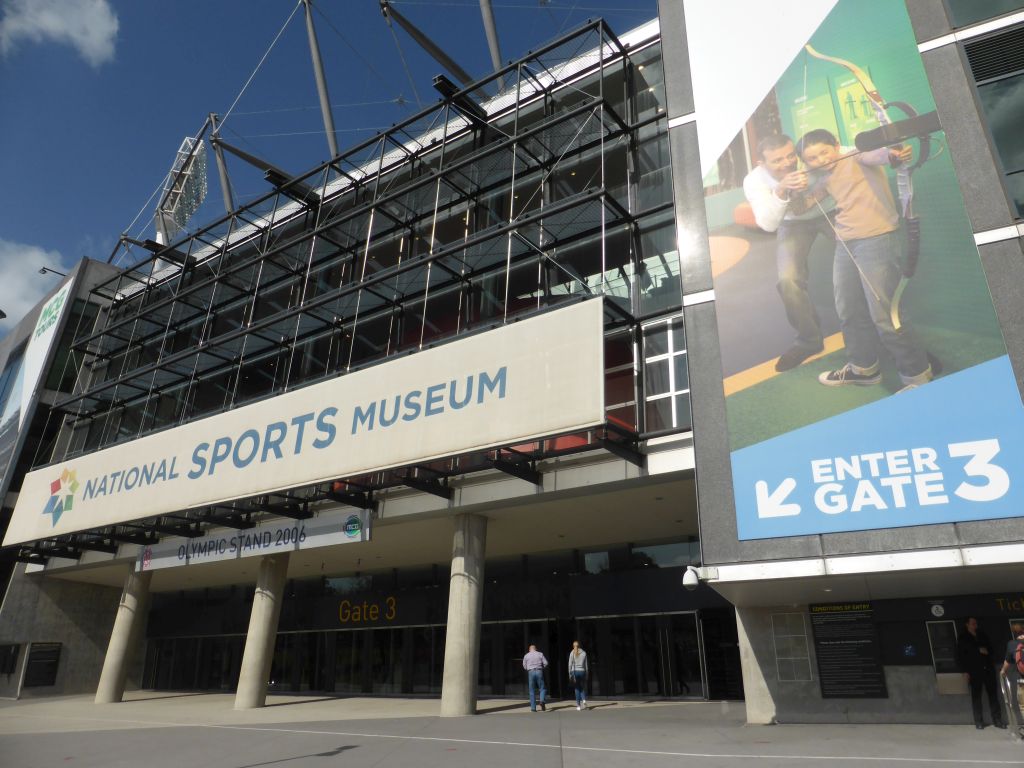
[927,620,966,695]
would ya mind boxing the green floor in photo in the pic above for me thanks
[726,328,1007,452]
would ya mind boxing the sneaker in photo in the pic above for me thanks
[818,362,881,387]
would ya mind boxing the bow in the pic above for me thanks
[804,44,934,330]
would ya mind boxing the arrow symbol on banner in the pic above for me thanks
[755,478,801,518]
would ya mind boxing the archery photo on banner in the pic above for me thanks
[685,0,1024,539]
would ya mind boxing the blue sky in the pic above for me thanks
[0,0,656,334]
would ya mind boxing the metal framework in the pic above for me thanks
[16,20,677,562]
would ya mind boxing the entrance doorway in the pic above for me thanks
[143,610,741,700]
[576,612,704,698]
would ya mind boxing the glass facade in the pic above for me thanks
[19,21,691,557]
[55,25,679,460]
[144,543,739,700]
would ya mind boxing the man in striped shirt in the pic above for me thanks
[523,644,549,712]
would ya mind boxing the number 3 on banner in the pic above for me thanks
[949,439,1010,502]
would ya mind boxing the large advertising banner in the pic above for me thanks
[0,281,75,503]
[4,299,605,546]
[686,0,1024,539]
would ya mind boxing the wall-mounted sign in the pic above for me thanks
[339,595,397,624]
[5,299,605,545]
[810,602,887,698]
[0,280,75,506]
[136,509,370,572]
[687,0,1024,539]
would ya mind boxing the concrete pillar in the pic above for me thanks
[735,606,778,724]
[95,568,152,704]
[234,552,290,710]
[440,513,487,717]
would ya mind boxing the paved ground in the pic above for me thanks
[1,692,1023,768]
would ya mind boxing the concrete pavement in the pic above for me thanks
[0,692,1022,767]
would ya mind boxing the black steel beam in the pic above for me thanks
[148,521,204,538]
[73,539,120,555]
[490,457,543,486]
[599,436,645,468]
[325,490,375,509]
[402,474,453,499]
[15,552,48,565]
[255,502,313,520]
[108,531,158,545]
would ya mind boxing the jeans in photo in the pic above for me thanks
[776,216,833,350]
[832,230,929,383]
[571,670,587,705]
[528,669,547,711]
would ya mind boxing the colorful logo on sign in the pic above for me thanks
[43,468,79,526]
[343,514,362,539]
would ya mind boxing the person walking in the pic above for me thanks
[958,616,1005,729]
[523,643,548,712]
[999,623,1024,732]
[568,640,589,710]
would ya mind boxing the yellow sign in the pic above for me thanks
[339,596,396,624]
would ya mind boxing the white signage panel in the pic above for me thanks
[137,509,370,572]
[5,299,605,545]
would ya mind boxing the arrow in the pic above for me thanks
[755,478,801,518]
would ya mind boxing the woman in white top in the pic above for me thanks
[568,640,589,710]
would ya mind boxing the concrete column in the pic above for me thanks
[95,568,152,704]
[234,552,290,710]
[440,513,487,717]
[735,606,778,724]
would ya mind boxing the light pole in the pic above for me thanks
[38,267,67,278]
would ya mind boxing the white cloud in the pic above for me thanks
[0,0,118,68]
[0,239,68,337]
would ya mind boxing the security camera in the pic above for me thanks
[682,566,700,592]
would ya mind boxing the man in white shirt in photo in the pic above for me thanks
[742,134,834,372]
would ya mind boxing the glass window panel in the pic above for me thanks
[977,73,1024,173]
[638,219,682,316]
[645,358,670,396]
[607,404,636,431]
[946,0,1024,26]
[644,324,668,357]
[583,551,609,575]
[674,393,693,430]
[671,315,686,347]
[673,353,690,392]
[630,541,696,568]
[645,396,673,432]
[605,332,633,368]
[606,368,634,406]
[1007,171,1024,217]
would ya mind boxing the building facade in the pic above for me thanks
[1,0,1023,724]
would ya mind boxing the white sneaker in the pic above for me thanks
[576,704,581,711]
[581,699,587,709]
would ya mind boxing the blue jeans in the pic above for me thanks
[776,216,833,349]
[528,669,546,710]
[571,670,587,705]
[833,230,929,383]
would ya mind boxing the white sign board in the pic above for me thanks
[137,509,370,571]
[5,299,605,545]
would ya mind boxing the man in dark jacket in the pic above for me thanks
[958,616,1005,729]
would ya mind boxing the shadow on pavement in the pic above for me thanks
[241,745,357,767]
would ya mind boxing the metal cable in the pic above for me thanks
[385,16,424,109]
[218,0,304,132]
